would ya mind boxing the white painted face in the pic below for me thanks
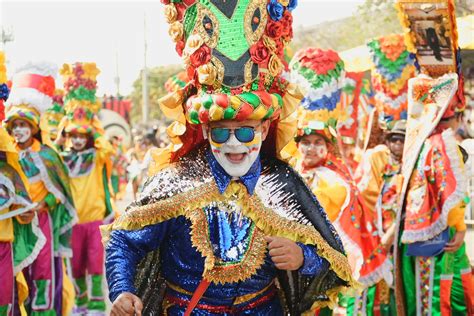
[12,121,32,144]
[70,134,88,151]
[205,120,269,178]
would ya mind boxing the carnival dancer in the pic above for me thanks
[58,62,114,316]
[392,1,473,314]
[351,33,415,315]
[286,48,391,315]
[102,1,357,315]
[3,62,77,315]
[0,53,46,316]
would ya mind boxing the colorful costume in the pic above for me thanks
[0,56,45,316]
[58,62,114,315]
[394,2,473,313]
[4,62,77,316]
[103,1,357,315]
[286,48,392,315]
[349,33,415,315]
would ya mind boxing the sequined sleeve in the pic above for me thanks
[297,243,329,276]
[105,220,175,302]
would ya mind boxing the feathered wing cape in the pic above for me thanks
[102,145,356,315]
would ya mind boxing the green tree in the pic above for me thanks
[129,64,183,125]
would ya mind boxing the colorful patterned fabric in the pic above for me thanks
[296,155,391,289]
[367,34,415,130]
[401,228,473,315]
[18,141,77,256]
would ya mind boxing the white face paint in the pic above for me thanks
[71,136,88,151]
[12,126,32,144]
[209,131,262,178]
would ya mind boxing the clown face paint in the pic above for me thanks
[298,134,328,168]
[205,120,267,178]
[12,120,32,144]
[70,133,89,151]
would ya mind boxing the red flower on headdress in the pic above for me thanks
[190,45,211,67]
[176,40,185,57]
[281,11,293,38]
[266,20,283,39]
[250,41,270,65]
[175,3,186,21]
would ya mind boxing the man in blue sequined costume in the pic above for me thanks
[102,0,356,315]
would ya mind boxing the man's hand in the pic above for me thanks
[444,230,466,253]
[111,292,143,316]
[17,210,35,224]
[265,236,304,271]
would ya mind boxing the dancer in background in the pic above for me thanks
[4,62,77,316]
[58,62,114,316]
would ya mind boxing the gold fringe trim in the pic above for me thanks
[101,181,357,301]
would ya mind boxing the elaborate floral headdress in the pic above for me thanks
[367,34,416,130]
[396,0,465,118]
[4,62,57,135]
[59,62,103,135]
[153,0,302,171]
[288,48,347,143]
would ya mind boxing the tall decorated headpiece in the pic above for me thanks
[288,47,346,143]
[396,0,465,118]
[154,0,302,169]
[367,34,416,131]
[338,72,365,145]
[41,89,66,140]
[59,62,103,135]
[3,62,57,135]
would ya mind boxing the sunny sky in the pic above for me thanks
[1,0,365,96]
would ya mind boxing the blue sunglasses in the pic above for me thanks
[210,127,256,144]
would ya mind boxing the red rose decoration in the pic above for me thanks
[187,65,196,82]
[250,41,270,65]
[160,0,170,4]
[266,20,283,39]
[176,40,185,56]
[190,45,211,67]
[281,11,293,36]
[175,3,187,21]
[189,45,211,68]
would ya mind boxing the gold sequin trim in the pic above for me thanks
[196,4,219,49]
[243,0,268,46]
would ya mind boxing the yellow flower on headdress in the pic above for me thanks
[268,54,283,77]
[164,4,178,23]
[169,21,184,43]
[0,52,4,64]
[183,34,203,57]
[60,63,72,79]
[197,63,217,85]
[82,63,100,81]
